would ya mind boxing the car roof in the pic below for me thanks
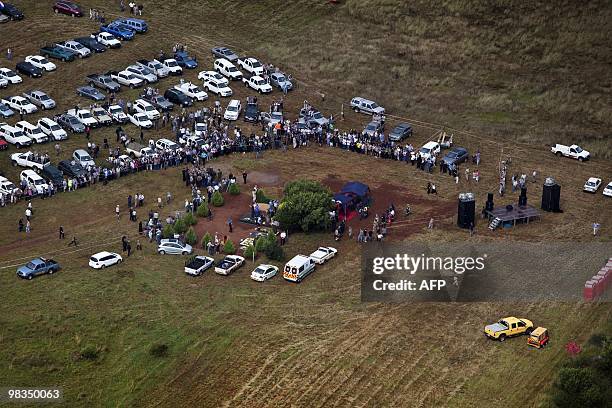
[92,251,114,257]
[287,254,311,266]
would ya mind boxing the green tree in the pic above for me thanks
[228,183,240,195]
[255,189,271,203]
[274,180,333,232]
[201,232,212,249]
[223,239,236,254]
[173,218,187,234]
[552,367,603,408]
[162,224,175,239]
[243,244,256,261]
[185,227,197,245]
[196,202,209,218]
[211,191,224,207]
[255,235,268,253]
[183,212,197,226]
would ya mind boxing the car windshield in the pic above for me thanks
[187,86,199,93]
[152,62,162,69]
[370,102,379,109]
[420,147,431,153]
[228,66,237,72]
[109,107,120,114]
[14,130,25,137]
[366,124,376,131]
[447,152,458,158]
[252,61,262,68]
[50,124,61,131]
[254,267,267,274]
[39,95,50,101]
[26,262,36,269]
[74,43,84,49]
[136,114,147,120]
[272,112,282,119]
[31,128,43,135]
[166,60,177,67]
[81,154,92,161]
[145,106,154,111]
[68,117,79,124]
[34,179,45,185]
[4,182,15,190]
[40,58,50,64]
[6,71,17,77]
[228,106,238,112]
[222,49,231,55]
[312,112,322,119]
[574,146,583,153]
[587,181,596,186]
[276,75,286,82]
[81,112,92,119]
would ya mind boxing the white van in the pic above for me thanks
[214,58,243,81]
[223,99,241,121]
[283,255,316,283]
[419,141,440,160]
[20,169,49,194]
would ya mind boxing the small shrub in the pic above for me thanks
[223,239,236,254]
[243,244,256,260]
[149,343,169,358]
[228,183,240,195]
[79,345,100,361]
[162,224,175,239]
[196,201,209,218]
[255,236,268,253]
[211,191,224,207]
[185,227,197,245]
[173,218,187,234]
[265,244,284,261]
[255,189,271,203]
[588,333,608,348]
[201,232,212,249]
[183,212,197,226]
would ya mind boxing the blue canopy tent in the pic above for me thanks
[340,181,370,202]
[335,182,370,221]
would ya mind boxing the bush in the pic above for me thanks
[274,180,333,232]
[552,367,603,408]
[255,235,268,253]
[185,227,197,245]
[196,202,209,218]
[149,343,169,358]
[173,218,187,234]
[223,239,236,254]
[201,232,212,249]
[265,243,284,261]
[183,212,197,226]
[228,183,240,195]
[162,224,175,239]
[79,345,100,361]
[211,190,224,207]
[243,244,256,260]
[255,188,271,203]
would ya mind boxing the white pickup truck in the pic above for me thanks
[242,75,272,94]
[2,96,38,114]
[237,57,265,76]
[184,256,214,276]
[126,142,154,158]
[11,151,50,170]
[551,144,590,161]
[108,70,144,88]
[66,108,99,128]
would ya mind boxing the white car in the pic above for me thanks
[23,90,56,110]
[89,251,123,269]
[109,70,144,88]
[174,82,208,101]
[223,99,241,121]
[155,138,179,152]
[11,151,50,170]
[162,58,183,75]
[24,55,57,72]
[603,182,612,197]
[20,169,49,195]
[243,75,272,94]
[214,255,246,276]
[139,59,169,78]
[583,177,602,193]
[73,149,96,168]
[3,96,38,114]
[309,246,338,264]
[14,121,48,144]
[126,64,158,84]
[203,78,232,97]
[237,57,265,76]
[0,176,21,197]
[250,264,279,282]
[0,122,33,147]
[107,104,128,123]
[66,108,99,128]
[551,144,590,162]
[198,70,229,86]
[91,107,113,126]
[96,32,121,48]
[194,122,206,137]
[133,99,160,120]
[350,97,385,115]
[128,112,153,128]
[56,40,91,58]
[0,68,23,84]
[213,58,243,80]
[157,239,193,255]
[38,118,68,140]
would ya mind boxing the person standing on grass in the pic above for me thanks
[7,48,12,60]
[227,217,233,233]
[428,218,434,230]
[280,230,287,245]
[18,218,24,232]
[242,171,248,184]
[115,204,120,220]
[592,222,601,236]
[59,226,65,239]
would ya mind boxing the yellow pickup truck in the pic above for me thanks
[484,317,534,342]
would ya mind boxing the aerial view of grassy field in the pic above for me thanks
[0,1,610,407]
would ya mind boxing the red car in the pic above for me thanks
[53,1,83,17]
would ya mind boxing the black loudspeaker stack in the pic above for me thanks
[518,187,527,207]
[541,177,561,212]
[485,192,494,212]
[458,192,476,229]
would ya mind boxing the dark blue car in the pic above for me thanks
[442,147,469,166]
[76,86,106,101]
[174,51,198,69]
[100,22,134,40]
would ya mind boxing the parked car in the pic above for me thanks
[107,70,143,88]
[418,141,441,160]
[55,113,85,133]
[244,101,260,123]
[237,57,264,76]
[174,82,208,101]
[0,13,8,24]
[198,70,229,86]
[58,160,86,178]
[223,99,241,121]
[76,86,106,101]
[14,121,48,144]
[86,73,120,92]
[0,122,33,147]
[350,97,386,115]
[184,256,214,276]
[56,40,91,58]
[115,17,147,33]
[96,32,121,48]
[89,251,122,269]
[0,176,20,196]
[164,88,192,107]
[388,123,413,141]
[283,255,316,283]
[41,164,65,186]
[0,2,24,20]
[11,151,50,169]
[74,36,106,53]
[203,77,232,97]
[269,72,293,92]
[442,147,469,166]
[214,255,245,276]
[53,1,83,16]
[126,64,158,84]
[39,45,76,62]
[73,149,95,168]
[38,117,68,140]
[158,239,193,255]
[23,90,56,110]
[603,182,612,197]
[484,317,534,342]
[211,46,239,62]
[250,264,279,282]
[155,138,179,152]
[551,143,590,162]
[309,246,337,264]
[0,102,15,118]
[0,67,22,84]
[133,99,160,120]
[137,59,169,78]
[362,120,384,137]
[583,177,602,193]
[107,104,128,123]
[16,61,43,78]
[100,22,134,40]
[214,58,243,81]
[20,169,49,194]
[24,55,57,71]
[162,58,182,75]
[143,94,173,112]
[2,96,37,114]
[0,77,7,88]
[299,107,329,127]
[66,108,99,128]
[174,51,198,68]
[16,258,60,280]
[126,142,153,158]
[259,111,283,126]
[243,75,272,94]
[91,107,112,126]
[128,112,153,128]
